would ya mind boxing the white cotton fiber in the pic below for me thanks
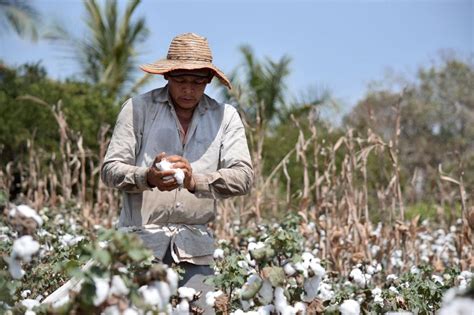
[93,277,110,306]
[156,160,185,186]
[12,235,40,262]
[178,286,197,300]
[339,299,360,315]
[10,204,43,226]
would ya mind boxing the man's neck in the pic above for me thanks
[174,105,196,134]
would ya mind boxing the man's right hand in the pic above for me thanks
[146,152,181,191]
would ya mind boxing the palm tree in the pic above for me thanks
[223,45,291,124]
[79,0,150,99]
[0,0,40,41]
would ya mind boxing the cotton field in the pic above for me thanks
[0,204,472,314]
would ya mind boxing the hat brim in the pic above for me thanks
[140,59,232,90]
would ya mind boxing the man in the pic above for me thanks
[101,33,253,312]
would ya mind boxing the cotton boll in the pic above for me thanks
[178,286,197,300]
[257,304,275,315]
[248,242,265,252]
[167,268,179,294]
[301,252,314,266]
[366,265,375,275]
[410,266,420,274]
[21,290,31,298]
[458,278,468,291]
[155,281,171,308]
[372,287,383,306]
[294,301,306,314]
[214,248,225,259]
[123,308,139,315]
[294,262,308,278]
[459,271,472,280]
[349,268,365,288]
[93,277,110,306]
[283,263,296,276]
[21,298,40,310]
[244,254,257,267]
[156,160,185,186]
[339,299,360,315]
[389,286,399,294]
[173,299,190,315]
[274,287,295,315]
[317,282,334,301]
[109,275,129,296]
[6,256,25,279]
[156,160,173,171]
[364,273,372,283]
[370,245,380,257]
[205,290,223,307]
[309,262,325,277]
[432,275,444,285]
[12,235,40,262]
[13,205,43,226]
[59,234,84,247]
[139,285,162,307]
[371,287,382,296]
[302,275,322,302]
[375,263,382,273]
[374,294,384,306]
[174,169,185,186]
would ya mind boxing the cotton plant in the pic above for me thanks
[2,205,44,281]
[208,214,333,314]
[45,229,182,314]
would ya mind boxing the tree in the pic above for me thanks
[76,0,149,99]
[223,45,292,124]
[0,0,40,41]
[0,62,118,163]
[345,57,474,203]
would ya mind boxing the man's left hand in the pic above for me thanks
[166,155,196,192]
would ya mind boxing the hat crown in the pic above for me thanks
[167,33,213,63]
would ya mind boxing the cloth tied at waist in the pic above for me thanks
[118,224,215,265]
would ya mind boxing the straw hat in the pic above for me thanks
[140,33,232,89]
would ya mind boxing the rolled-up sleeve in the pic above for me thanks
[101,99,152,193]
[193,109,254,199]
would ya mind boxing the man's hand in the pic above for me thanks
[147,152,181,191]
[147,152,196,192]
[166,155,196,192]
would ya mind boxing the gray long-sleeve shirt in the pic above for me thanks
[101,86,253,264]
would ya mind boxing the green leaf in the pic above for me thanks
[93,249,111,266]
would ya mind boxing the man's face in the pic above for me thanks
[166,69,212,110]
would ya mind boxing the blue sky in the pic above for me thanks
[1,0,472,118]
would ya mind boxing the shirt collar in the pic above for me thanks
[151,85,210,115]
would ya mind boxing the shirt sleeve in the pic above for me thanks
[101,98,152,193]
[192,108,254,199]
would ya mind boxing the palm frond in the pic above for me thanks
[0,0,40,41]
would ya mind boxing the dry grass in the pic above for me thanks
[1,94,472,274]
